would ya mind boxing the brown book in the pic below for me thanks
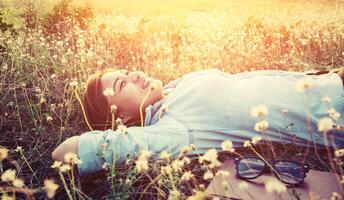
[206,159,343,200]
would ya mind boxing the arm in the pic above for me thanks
[52,136,80,162]
[52,116,189,176]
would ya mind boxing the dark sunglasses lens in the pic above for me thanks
[237,158,265,178]
[274,161,304,184]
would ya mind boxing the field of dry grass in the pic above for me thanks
[0,0,344,199]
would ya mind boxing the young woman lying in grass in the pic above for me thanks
[52,68,344,176]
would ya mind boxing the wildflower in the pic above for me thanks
[171,159,185,171]
[295,79,313,92]
[1,169,16,182]
[326,108,341,121]
[334,149,344,158]
[150,81,158,91]
[140,150,151,159]
[136,158,148,173]
[180,146,192,155]
[103,88,115,96]
[265,179,287,194]
[117,124,127,135]
[2,194,14,200]
[322,96,332,104]
[159,151,171,160]
[187,191,206,200]
[203,170,214,180]
[182,157,191,165]
[221,140,235,152]
[64,152,79,164]
[282,109,288,114]
[216,170,230,177]
[14,146,23,152]
[318,117,334,132]
[46,116,53,122]
[59,164,71,173]
[12,178,25,188]
[51,161,62,168]
[40,97,46,104]
[44,179,59,199]
[51,74,57,79]
[251,104,269,118]
[251,136,262,145]
[254,120,269,131]
[102,162,110,170]
[168,189,180,200]
[116,118,123,125]
[110,105,117,114]
[69,80,78,87]
[2,64,8,70]
[181,171,194,182]
[0,147,9,160]
[222,180,229,188]
[238,181,249,190]
[199,149,221,168]
[243,140,251,147]
[161,104,169,112]
[160,165,172,175]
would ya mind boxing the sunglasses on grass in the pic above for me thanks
[234,156,309,186]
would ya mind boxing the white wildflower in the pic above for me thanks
[318,117,334,132]
[251,104,269,118]
[254,120,269,131]
[326,108,341,121]
[221,140,235,152]
[321,96,332,104]
[295,79,313,92]
[265,179,287,194]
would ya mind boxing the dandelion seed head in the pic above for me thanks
[159,151,171,160]
[44,179,59,199]
[103,88,115,96]
[265,179,286,194]
[46,116,53,122]
[243,140,251,147]
[254,120,269,132]
[51,161,62,169]
[203,170,214,180]
[322,96,332,104]
[295,79,313,92]
[0,147,9,161]
[12,178,25,188]
[318,117,334,132]
[181,171,194,182]
[59,164,71,173]
[251,136,262,145]
[1,169,16,182]
[64,152,79,164]
[251,104,269,118]
[238,181,249,190]
[326,108,341,121]
[221,140,235,152]
[117,124,127,134]
[110,104,117,114]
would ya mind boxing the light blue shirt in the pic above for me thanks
[78,69,344,175]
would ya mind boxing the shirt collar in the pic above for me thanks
[144,96,167,126]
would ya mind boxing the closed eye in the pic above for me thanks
[120,81,125,91]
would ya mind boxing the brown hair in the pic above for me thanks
[82,68,118,131]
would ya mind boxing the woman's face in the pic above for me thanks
[100,70,163,118]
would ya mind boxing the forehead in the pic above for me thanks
[100,71,122,90]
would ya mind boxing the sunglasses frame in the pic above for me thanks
[234,156,309,186]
